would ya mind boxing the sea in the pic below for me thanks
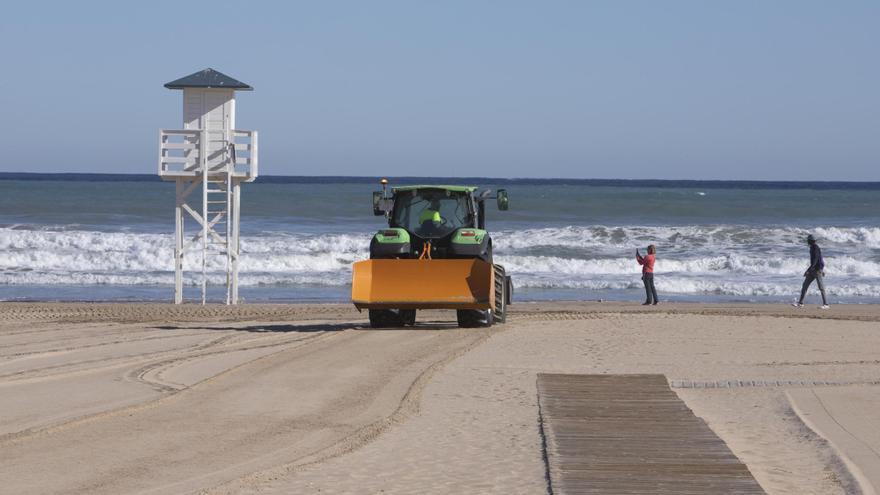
[1,174,878,304]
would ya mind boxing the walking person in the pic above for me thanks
[636,245,658,305]
[792,234,829,309]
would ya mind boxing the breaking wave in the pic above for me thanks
[2,225,879,300]
[494,225,880,251]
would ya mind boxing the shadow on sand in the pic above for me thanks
[353,322,462,332]
[152,321,462,333]
[153,323,352,333]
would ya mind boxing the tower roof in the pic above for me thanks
[164,68,253,90]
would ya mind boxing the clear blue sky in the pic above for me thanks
[1,1,877,180]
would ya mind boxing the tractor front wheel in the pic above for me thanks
[369,309,416,328]
[400,309,417,326]
[457,309,493,328]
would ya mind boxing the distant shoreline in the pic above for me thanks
[1,172,879,190]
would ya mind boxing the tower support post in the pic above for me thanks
[174,179,184,304]
[231,181,241,304]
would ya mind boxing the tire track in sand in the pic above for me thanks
[199,325,499,495]
[0,329,342,447]
[0,324,492,495]
[0,334,240,382]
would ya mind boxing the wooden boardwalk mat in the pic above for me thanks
[537,374,765,494]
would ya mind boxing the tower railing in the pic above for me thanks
[231,130,259,180]
[159,129,258,181]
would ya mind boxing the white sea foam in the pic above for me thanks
[496,254,880,278]
[813,227,880,248]
[514,277,878,296]
[509,274,880,297]
[494,225,880,252]
[1,226,878,301]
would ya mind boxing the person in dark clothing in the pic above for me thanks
[793,234,829,309]
[636,245,658,305]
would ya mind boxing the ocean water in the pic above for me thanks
[1,174,878,304]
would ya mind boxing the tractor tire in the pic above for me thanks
[400,309,417,326]
[369,309,404,328]
[481,243,493,265]
[493,265,507,324]
[457,309,493,328]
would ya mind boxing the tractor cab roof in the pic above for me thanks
[392,185,478,194]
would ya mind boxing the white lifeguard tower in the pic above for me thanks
[158,68,258,304]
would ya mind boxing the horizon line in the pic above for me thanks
[1,171,878,186]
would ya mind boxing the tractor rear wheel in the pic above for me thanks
[493,265,507,324]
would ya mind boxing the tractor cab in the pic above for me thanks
[371,185,508,262]
[391,187,474,240]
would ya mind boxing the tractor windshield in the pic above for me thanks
[392,189,472,239]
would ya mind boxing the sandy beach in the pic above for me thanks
[2,301,879,494]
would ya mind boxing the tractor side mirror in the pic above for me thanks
[496,189,509,210]
[373,191,393,216]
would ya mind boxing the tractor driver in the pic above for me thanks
[418,198,444,232]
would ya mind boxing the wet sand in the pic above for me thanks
[1,302,879,494]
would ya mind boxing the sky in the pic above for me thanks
[0,1,877,180]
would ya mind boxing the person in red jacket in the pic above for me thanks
[636,245,658,305]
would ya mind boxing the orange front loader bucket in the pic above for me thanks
[352,259,495,310]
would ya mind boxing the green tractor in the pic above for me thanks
[351,180,513,328]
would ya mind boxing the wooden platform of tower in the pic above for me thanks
[158,68,258,304]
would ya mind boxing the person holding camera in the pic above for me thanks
[636,245,658,305]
